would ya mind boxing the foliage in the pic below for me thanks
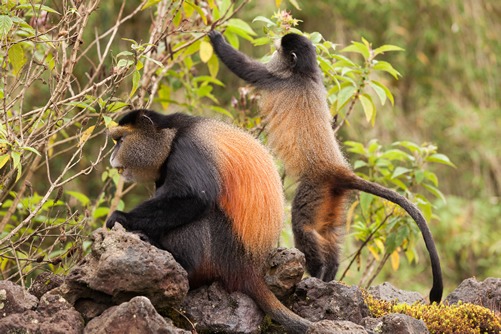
[0,0,252,285]
[364,292,501,334]
[0,0,479,298]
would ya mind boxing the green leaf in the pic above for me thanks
[0,15,13,39]
[336,85,357,111]
[370,80,394,106]
[309,32,323,44]
[130,70,140,98]
[21,146,41,156]
[392,166,411,179]
[199,40,213,63]
[8,44,26,76]
[224,31,239,49]
[227,18,256,36]
[373,61,401,79]
[388,178,408,191]
[117,59,134,68]
[106,101,128,113]
[66,191,90,206]
[423,171,439,187]
[373,44,404,56]
[359,192,374,215]
[287,0,302,10]
[15,4,60,15]
[341,41,370,60]
[93,207,110,219]
[207,54,219,78]
[380,149,409,162]
[385,233,398,254]
[425,153,456,167]
[353,160,368,170]
[193,75,224,86]
[252,16,275,27]
[344,141,366,155]
[116,51,134,58]
[415,170,425,184]
[141,0,161,10]
[11,151,22,181]
[395,141,421,153]
[359,94,375,125]
[422,183,446,202]
[0,154,9,169]
[253,37,271,46]
[185,1,207,25]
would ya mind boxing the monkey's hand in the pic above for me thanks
[208,30,223,42]
[106,210,129,230]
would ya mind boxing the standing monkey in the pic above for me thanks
[209,31,443,303]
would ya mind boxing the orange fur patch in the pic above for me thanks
[311,184,348,252]
[199,121,284,259]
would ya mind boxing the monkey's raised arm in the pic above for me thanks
[209,31,280,88]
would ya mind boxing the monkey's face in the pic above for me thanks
[108,115,175,183]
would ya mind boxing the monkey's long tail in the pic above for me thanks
[243,270,312,334]
[345,174,443,303]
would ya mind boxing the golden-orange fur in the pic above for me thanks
[259,85,348,178]
[198,121,284,259]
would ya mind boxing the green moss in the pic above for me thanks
[363,292,501,334]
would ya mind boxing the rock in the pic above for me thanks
[368,282,426,305]
[28,272,64,299]
[307,319,368,333]
[380,313,429,333]
[0,292,84,334]
[85,296,189,334]
[182,282,264,334]
[292,278,370,324]
[61,226,189,315]
[264,247,305,299]
[0,280,38,318]
[444,277,501,312]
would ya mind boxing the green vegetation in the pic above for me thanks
[0,0,498,302]
[365,292,501,334]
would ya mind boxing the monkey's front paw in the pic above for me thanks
[208,30,222,41]
[106,210,129,230]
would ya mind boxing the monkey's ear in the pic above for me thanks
[136,112,156,131]
[290,52,297,67]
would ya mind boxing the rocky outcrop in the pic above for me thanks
[292,277,370,324]
[85,296,189,334]
[363,313,429,334]
[0,226,499,333]
[182,282,264,334]
[368,282,426,305]
[444,277,501,312]
[0,290,84,334]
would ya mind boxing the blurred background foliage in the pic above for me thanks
[0,0,499,297]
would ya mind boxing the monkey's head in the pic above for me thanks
[108,110,176,183]
[267,33,319,80]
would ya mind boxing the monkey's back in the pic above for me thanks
[259,84,349,179]
[195,120,284,260]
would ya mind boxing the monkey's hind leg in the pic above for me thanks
[292,179,347,282]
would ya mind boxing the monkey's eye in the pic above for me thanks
[113,136,123,144]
